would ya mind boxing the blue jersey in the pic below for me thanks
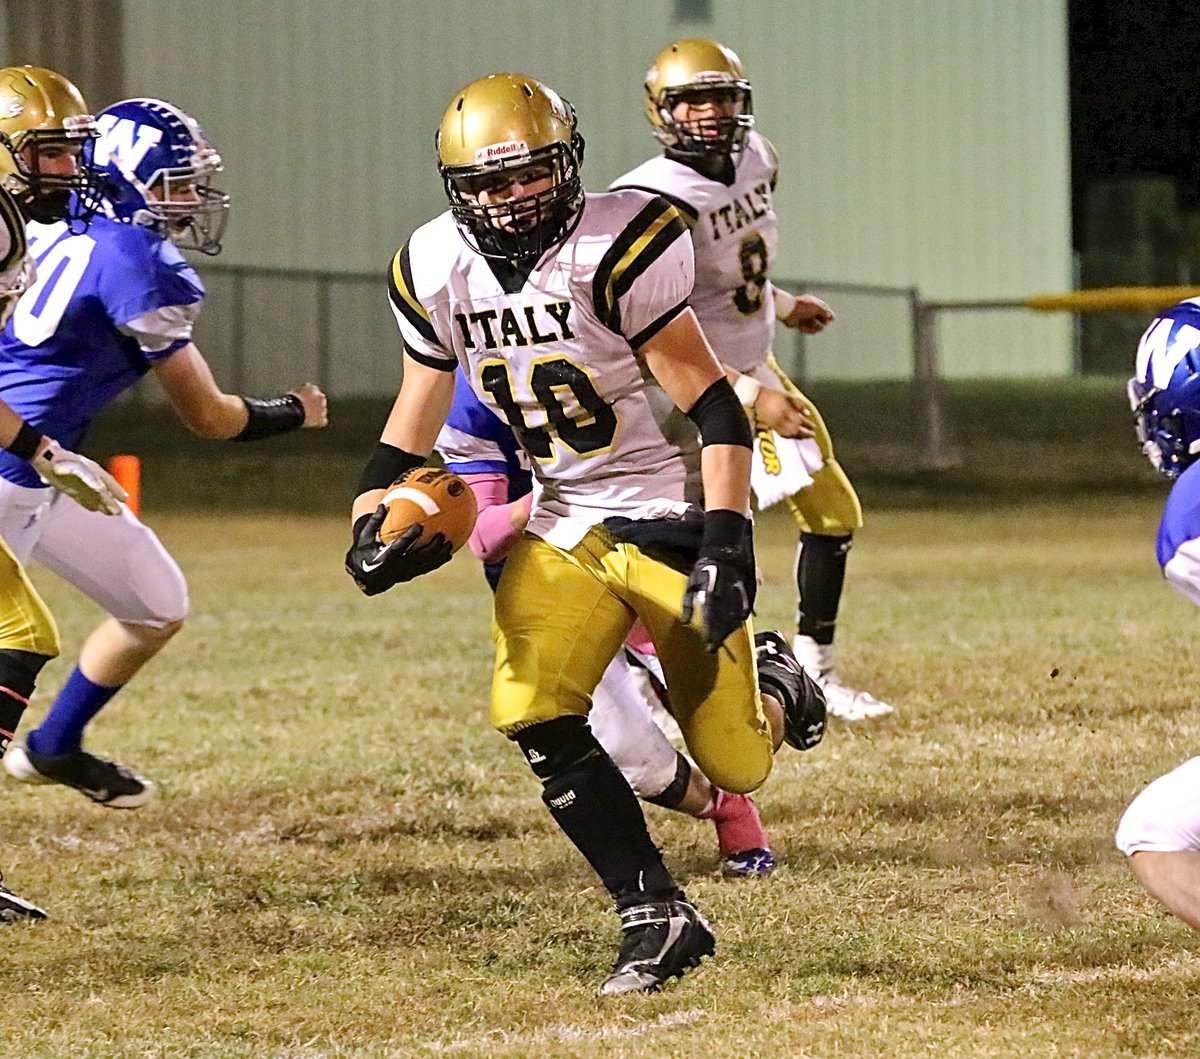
[435,370,532,502]
[0,216,204,486]
[1158,458,1200,569]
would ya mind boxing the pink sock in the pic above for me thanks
[698,790,770,856]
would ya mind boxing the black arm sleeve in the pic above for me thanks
[356,443,425,495]
[685,377,753,449]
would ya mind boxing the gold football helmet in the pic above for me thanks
[0,65,100,224]
[436,73,585,263]
[644,39,753,158]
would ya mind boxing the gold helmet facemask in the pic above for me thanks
[0,65,101,226]
[437,73,585,264]
[644,39,754,159]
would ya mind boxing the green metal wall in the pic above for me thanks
[121,0,1072,380]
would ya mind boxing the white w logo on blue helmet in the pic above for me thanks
[89,98,229,255]
[1130,299,1200,478]
[92,116,163,174]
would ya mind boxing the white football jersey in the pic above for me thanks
[389,190,704,549]
[612,130,780,373]
[0,187,32,328]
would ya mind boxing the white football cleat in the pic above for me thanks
[791,635,894,722]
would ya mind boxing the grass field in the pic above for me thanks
[2,483,1199,1057]
[0,378,1190,1056]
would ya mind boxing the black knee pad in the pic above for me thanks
[513,715,602,782]
[0,649,50,701]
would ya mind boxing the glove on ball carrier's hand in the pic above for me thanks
[345,505,453,596]
[680,509,756,652]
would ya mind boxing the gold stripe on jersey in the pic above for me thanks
[592,198,688,336]
[388,242,439,345]
[0,187,27,274]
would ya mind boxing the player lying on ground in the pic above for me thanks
[436,369,795,877]
[612,39,891,721]
[347,73,825,995]
[0,84,326,809]
[1118,296,1200,933]
[0,87,127,917]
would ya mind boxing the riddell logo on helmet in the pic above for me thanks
[475,140,530,164]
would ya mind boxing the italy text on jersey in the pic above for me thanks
[390,190,706,548]
[611,130,779,373]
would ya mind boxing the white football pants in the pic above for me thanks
[1116,756,1200,855]
[0,479,188,628]
[588,649,680,799]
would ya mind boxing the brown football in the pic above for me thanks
[379,467,478,552]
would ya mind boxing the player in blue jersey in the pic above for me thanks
[0,91,327,809]
[436,371,780,877]
[1117,297,1200,934]
[0,66,130,919]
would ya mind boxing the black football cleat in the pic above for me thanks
[755,630,827,750]
[0,875,46,922]
[5,743,155,808]
[599,898,715,996]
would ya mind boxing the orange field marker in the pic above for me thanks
[106,454,141,516]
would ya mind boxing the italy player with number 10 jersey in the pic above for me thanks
[0,97,326,809]
[347,73,824,994]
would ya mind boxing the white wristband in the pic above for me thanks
[772,286,797,321]
[733,374,762,409]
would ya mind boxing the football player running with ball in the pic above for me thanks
[611,39,891,721]
[1117,297,1200,934]
[0,70,128,919]
[347,73,824,994]
[0,81,326,809]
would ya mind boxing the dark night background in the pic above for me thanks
[1070,0,1200,241]
[1069,0,1200,367]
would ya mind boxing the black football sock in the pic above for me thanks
[515,716,678,908]
[796,532,852,645]
[0,649,50,757]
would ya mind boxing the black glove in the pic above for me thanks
[680,509,755,652]
[345,506,453,596]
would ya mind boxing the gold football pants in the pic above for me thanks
[764,352,863,535]
[0,534,58,657]
[491,528,774,794]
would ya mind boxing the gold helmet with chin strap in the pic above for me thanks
[644,39,753,158]
[436,72,585,263]
[0,65,99,224]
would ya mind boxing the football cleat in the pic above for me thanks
[599,898,715,996]
[0,875,46,922]
[722,847,775,877]
[791,635,894,721]
[755,631,827,750]
[5,743,155,809]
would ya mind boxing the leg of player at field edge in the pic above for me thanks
[0,491,191,808]
[1128,852,1200,933]
[0,539,59,922]
[1116,756,1200,935]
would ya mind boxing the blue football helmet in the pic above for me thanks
[1129,298,1200,477]
[88,98,229,255]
